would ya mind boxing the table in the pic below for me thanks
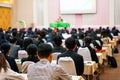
[96,53,104,64]
[83,61,98,75]
[103,44,113,57]
[95,47,108,59]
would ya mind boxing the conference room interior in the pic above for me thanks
[0,0,120,80]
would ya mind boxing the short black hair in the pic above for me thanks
[84,36,92,46]
[37,43,52,58]
[53,36,62,46]
[65,37,76,50]
[0,43,10,55]
[9,37,17,43]
[26,44,37,57]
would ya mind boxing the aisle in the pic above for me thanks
[99,45,120,80]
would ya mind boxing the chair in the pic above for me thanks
[62,33,71,39]
[47,42,54,48]
[52,52,61,60]
[58,57,77,75]
[95,40,101,46]
[78,39,83,46]
[62,39,65,48]
[77,47,92,61]
[90,43,95,49]
[22,61,34,73]
[18,50,28,59]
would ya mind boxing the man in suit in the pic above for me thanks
[53,35,66,53]
[57,37,84,75]
[27,43,72,80]
[83,36,98,63]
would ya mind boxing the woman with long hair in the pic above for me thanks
[0,52,25,80]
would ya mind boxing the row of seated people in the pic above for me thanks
[0,36,99,80]
[0,26,118,79]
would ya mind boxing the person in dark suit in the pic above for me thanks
[0,43,19,72]
[53,36,66,53]
[83,36,98,63]
[57,37,84,75]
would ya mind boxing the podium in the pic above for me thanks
[50,21,70,28]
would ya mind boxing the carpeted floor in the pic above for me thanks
[99,45,120,80]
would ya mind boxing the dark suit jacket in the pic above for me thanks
[5,55,19,72]
[53,46,66,53]
[57,50,84,75]
[85,46,98,63]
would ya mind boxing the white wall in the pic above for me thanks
[11,0,34,28]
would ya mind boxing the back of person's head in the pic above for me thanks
[65,37,76,50]
[53,36,62,46]
[23,38,33,50]
[0,43,10,55]
[37,43,52,58]
[9,37,17,44]
[26,44,37,57]
[0,52,8,72]
[84,36,92,46]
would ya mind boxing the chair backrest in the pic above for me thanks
[62,33,71,39]
[78,39,83,46]
[58,57,77,75]
[90,43,95,49]
[47,42,54,48]
[52,52,61,60]
[95,40,101,46]
[22,61,34,73]
[18,50,28,59]
[62,39,65,48]
[77,47,92,61]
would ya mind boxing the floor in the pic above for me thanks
[99,44,120,80]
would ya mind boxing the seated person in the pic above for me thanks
[27,43,72,80]
[57,37,84,75]
[21,44,39,64]
[0,52,25,80]
[82,36,98,63]
[0,43,19,72]
[53,36,66,53]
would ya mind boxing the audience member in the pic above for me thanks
[28,43,72,80]
[57,37,84,75]
[0,43,19,72]
[53,36,66,53]
[0,52,25,80]
[9,37,20,59]
[83,36,98,63]
[21,44,39,64]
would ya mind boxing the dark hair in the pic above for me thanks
[37,43,52,58]
[9,37,17,43]
[0,53,8,72]
[0,43,10,55]
[65,37,76,50]
[84,36,92,46]
[23,38,33,50]
[53,36,62,46]
[26,44,37,57]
